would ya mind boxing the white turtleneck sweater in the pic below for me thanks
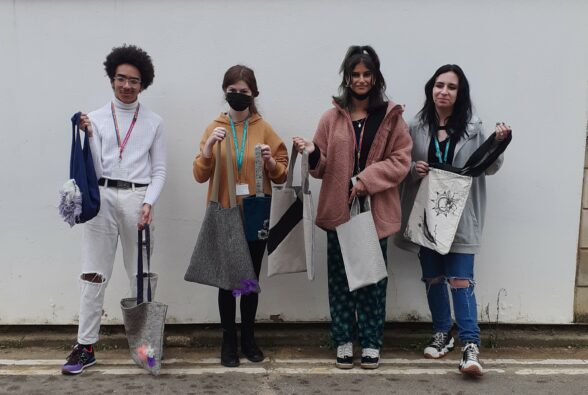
[88,98,167,206]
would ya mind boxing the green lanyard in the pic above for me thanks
[228,114,249,173]
[434,136,450,164]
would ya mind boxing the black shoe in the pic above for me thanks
[241,338,264,362]
[424,331,455,359]
[61,343,96,375]
[220,333,239,368]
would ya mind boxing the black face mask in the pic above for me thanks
[350,90,370,101]
[226,92,253,111]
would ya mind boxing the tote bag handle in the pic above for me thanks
[136,224,152,305]
[284,144,310,193]
[210,136,237,208]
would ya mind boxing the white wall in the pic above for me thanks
[0,0,587,325]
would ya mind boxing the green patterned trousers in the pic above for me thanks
[327,230,388,349]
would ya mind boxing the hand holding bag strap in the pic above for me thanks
[210,138,238,207]
[349,195,371,218]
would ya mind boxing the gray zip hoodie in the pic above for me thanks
[394,116,504,254]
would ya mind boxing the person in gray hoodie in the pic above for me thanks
[395,64,511,377]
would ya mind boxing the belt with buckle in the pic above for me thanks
[98,178,148,189]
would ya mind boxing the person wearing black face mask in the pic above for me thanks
[293,46,412,370]
[226,92,253,112]
[192,65,288,368]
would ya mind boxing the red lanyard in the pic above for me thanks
[111,102,140,159]
[353,116,368,173]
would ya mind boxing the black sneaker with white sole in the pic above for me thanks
[459,342,483,377]
[423,331,455,359]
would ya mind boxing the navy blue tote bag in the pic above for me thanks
[242,145,272,241]
[66,112,100,224]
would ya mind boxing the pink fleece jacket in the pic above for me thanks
[310,101,412,239]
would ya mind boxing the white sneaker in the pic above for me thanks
[360,348,380,369]
[459,342,483,377]
[335,342,353,369]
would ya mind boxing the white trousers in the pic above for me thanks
[77,186,157,345]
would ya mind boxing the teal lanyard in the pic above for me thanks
[228,114,249,173]
[434,136,450,164]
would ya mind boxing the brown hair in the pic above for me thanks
[221,65,259,114]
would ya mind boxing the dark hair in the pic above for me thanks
[222,65,260,114]
[417,64,472,139]
[333,45,387,112]
[104,44,155,90]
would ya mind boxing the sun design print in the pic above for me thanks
[431,190,461,217]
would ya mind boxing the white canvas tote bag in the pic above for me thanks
[267,148,315,279]
[404,167,472,255]
[336,196,387,291]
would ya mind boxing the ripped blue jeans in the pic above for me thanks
[419,247,480,345]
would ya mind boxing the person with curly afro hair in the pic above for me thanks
[103,44,155,91]
[62,44,167,376]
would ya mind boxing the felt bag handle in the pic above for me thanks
[210,137,238,207]
[136,224,152,304]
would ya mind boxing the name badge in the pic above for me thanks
[236,183,250,196]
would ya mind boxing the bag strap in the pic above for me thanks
[301,151,310,194]
[70,112,81,178]
[210,137,238,207]
[136,224,152,304]
[460,132,511,176]
[285,145,299,188]
[430,132,512,177]
[254,145,264,197]
[349,176,371,217]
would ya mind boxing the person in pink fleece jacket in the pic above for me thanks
[294,45,412,369]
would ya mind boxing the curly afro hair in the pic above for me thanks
[103,44,155,90]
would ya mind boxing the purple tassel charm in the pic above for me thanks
[232,279,259,297]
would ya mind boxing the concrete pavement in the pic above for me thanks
[3,346,588,394]
[2,323,588,350]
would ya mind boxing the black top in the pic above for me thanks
[427,132,459,165]
[308,103,387,171]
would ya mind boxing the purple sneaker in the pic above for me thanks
[62,344,96,375]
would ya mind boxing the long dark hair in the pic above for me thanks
[333,45,387,112]
[222,65,260,114]
[417,64,472,139]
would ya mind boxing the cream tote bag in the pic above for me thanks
[336,196,387,292]
[267,148,315,279]
[404,167,472,255]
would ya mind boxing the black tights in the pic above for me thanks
[218,240,265,339]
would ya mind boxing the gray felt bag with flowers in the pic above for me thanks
[120,225,168,376]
